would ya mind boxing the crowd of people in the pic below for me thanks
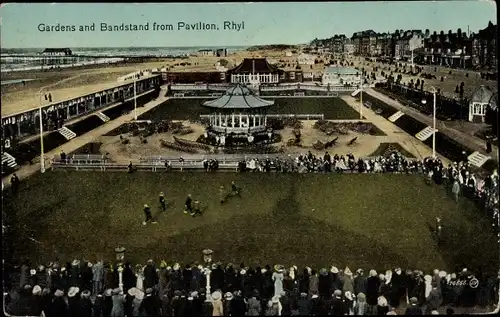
[4,259,499,317]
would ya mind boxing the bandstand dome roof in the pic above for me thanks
[202,84,275,109]
[470,85,495,104]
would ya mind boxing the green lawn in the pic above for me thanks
[3,172,497,274]
[139,97,360,121]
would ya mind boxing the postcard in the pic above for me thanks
[1,2,498,314]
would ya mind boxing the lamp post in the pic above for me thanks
[421,86,437,158]
[133,73,138,121]
[359,73,364,120]
[38,89,46,173]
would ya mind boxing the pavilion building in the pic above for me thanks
[468,85,497,123]
[322,66,361,86]
[202,83,275,134]
[227,58,282,86]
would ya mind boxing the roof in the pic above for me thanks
[325,66,359,75]
[202,84,275,109]
[228,58,279,74]
[42,48,72,53]
[470,85,495,104]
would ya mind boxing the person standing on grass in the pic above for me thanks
[10,173,19,196]
[143,204,152,225]
[219,186,226,204]
[230,181,241,197]
[159,192,166,211]
[191,200,202,217]
[452,180,460,202]
[184,194,193,214]
[435,217,442,243]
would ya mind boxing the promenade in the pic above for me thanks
[2,95,170,186]
[366,88,498,160]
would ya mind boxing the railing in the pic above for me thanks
[168,83,355,92]
[199,114,325,120]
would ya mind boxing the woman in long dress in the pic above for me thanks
[272,265,284,297]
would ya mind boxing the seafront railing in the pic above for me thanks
[168,83,356,92]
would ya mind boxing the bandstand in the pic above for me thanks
[202,84,275,135]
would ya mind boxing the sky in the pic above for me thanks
[0,1,497,48]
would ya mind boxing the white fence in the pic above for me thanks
[169,83,355,92]
[199,114,325,121]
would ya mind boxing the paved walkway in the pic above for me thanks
[366,88,498,158]
[341,96,451,165]
[2,95,170,186]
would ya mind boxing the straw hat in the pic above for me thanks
[224,292,233,300]
[330,266,339,274]
[344,291,353,301]
[81,290,91,298]
[68,287,80,298]
[32,285,42,295]
[104,289,113,297]
[211,291,222,301]
[72,259,80,266]
[30,269,37,275]
[54,289,64,297]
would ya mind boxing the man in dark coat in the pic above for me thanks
[231,290,248,316]
[278,291,292,316]
[318,269,332,299]
[141,288,162,317]
[425,282,442,314]
[297,292,311,315]
[366,270,381,308]
[48,289,69,317]
[330,290,348,315]
[354,269,368,296]
[92,292,105,317]
[7,285,40,316]
[211,263,225,291]
[75,290,93,317]
[405,297,423,315]
[144,260,158,290]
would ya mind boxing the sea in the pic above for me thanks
[0,46,248,73]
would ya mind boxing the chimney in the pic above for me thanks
[252,60,255,74]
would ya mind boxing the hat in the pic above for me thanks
[174,290,182,296]
[160,261,167,269]
[159,192,164,196]
[439,271,447,278]
[81,290,91,298]
[224,292,233,300]
[144,204,149,208]
[173,263,180,271]
[369,269,377,277]
[145,288,153,295]
[320,268,328,276]
[330,266,339,274]
[191,291,199,298]
[274,264,284,273]
[344,291,353,301]
[30,269,36,275]
[344,267,352,276]
[240,269,246,275]
[356,268,363,275]
[128,287,139,297]
[300,292,307,297]
[431,310,439,315]
[32,285,42,295]
[334,289,342,297]
[211,291,222,301]
[410,297,418,304]
[68,287,80,298]
[72,259,80,266]
[104,289,112,297]
[54,289,64,297]
[271,296,280,304]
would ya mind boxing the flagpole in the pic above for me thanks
[360,73,363,120]
[134,73,138,121]
[38,89,46,173]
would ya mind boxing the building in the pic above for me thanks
[198,49,215,56]
[298,53,316,65]
[227,58,282,85]
[472,22,497,69]
[468,85,497,123]
[394,30,423,61]
[375,33,393,57]
[421,30,472,68]
[322,66,361,86]
[216,49,228,57]
[41,48,72,56]
[352,30,378,56]
[332,35,347,54]
[162,71,226,84]
[343,39,355,55]
[202,83,275,135]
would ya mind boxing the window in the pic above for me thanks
[290,72,295,80]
